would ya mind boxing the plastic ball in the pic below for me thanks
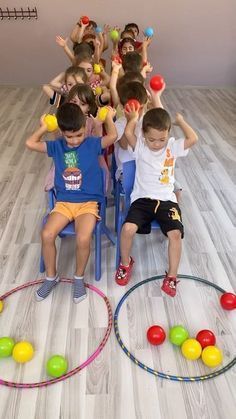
[220,292,236,310]
[93,64,101,74]
[181,338,202,360]
[44,114,58,132]
[196,329,216,349]
[124,99,140,112]
[95,26,103,33]
[201,346,223,368]
[110,30,119,41]
[95,86,102,96]
[0,300,4,313]
[0,337,15,358]
[81,16,89,25]
[97,107,109,122]
[12,341,34,363]
[150,74,165,91]
[169,325,189,346]
[144,27,154,37]
[147,325,166,345]
[46,355,68,378]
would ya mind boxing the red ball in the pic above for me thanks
[196,329,216,349]
[150,74,165,91]
[124,99,140,112]
[220,293,236,310]
[147,325,166,345]
[81,16,90,25]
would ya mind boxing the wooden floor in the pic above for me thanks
[0,86,235,419]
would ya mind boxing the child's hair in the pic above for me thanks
[143,108,172,133]
[122,51,143,73]
[56,102,86,132]
[64,66,87,83]
[75,55,93,67]
[73,41,94,56]
[124,23,139,36]
[120,29,135,39]
[88,20,97,30]
[117,81,148,106]
[67,83,97,116]
[82,33,96,53]
[117,72,144,89]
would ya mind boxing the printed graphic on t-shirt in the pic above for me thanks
[62,151,82,191]
[159,148,175,184]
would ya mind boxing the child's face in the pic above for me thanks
[78,61,93,79]
[66,75,84,91]
[63,126,86,148]
[143,128,169,152]
[129,26,139,38]
[121,42,135,56]
[69,96,90,116]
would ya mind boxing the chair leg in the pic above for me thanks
[40,252,45,273]
[116,214,124,269]
[102,224,116,245]
[95,222,102,281]
[114,183,120,232]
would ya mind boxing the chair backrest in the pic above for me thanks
[122,160,136,211]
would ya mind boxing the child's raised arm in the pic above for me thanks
[70,18,89,44]
[124,104,139,150]
[43,72,65,98]
[25,116,48,153]
[56,36,75,64]
[141,36,152,65]
[101,108,117,148]
[109,61,122,108]
[174,113,198,150]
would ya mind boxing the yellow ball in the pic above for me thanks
[44,114,58,132]
[12,341,34,363]
[93,64,101,74]
[95,86,102,96]
[181,338,202,360]
[201,345,223,368]
[0,300,4,313]
[97,107,109,122]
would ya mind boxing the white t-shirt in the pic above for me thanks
[114,116,143,180]
[131,135,189,203]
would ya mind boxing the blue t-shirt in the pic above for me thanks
[46,137,103,203]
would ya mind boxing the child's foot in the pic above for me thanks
[161,273,179,297]
[115,257,134,286]
[73,276,87,304]
[35,275,59,301]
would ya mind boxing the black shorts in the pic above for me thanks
[125,198,184,238]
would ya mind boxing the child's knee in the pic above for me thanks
[122,222,138,237]
[41,227,57,243]
[167,229,182,241]
[76,233,92,248]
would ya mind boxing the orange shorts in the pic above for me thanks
[51,201,100,222]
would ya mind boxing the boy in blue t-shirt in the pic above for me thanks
[26,103,117,303]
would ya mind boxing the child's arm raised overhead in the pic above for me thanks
[109,60,122,108]
[25,115,48,153]
[43,72,65,98]
[175,113,198,150]
[101,108,118,148]
[124,104,139,150]
[56,36,75,64]
[149,82,165,109]
[141,36,152,65]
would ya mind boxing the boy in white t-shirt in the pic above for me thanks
[115,106,198,297]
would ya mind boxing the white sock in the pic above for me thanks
[46,274,58,281]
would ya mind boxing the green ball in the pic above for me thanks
[110,30,119,41]
[169,325,189,346]
[46,355,68,378]
[0,337,15,357]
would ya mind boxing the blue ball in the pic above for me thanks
[95,26,103,33]
[144,27,154,37]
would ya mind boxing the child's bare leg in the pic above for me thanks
[73,213,97,303]
[120,222,138,265]
[42,212,69,277]
[167,229,182,277]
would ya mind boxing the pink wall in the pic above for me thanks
[0,0,235,86]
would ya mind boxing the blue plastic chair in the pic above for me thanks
[116,160,160,267]
[40,169,116,281]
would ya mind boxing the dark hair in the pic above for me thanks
[117,81,148,106]
[56,103,86,132]
[124,23,139,35]
[120,29,135,39]
[119,37,136,50]
[117,71,144,88]
[64,66,87,83]
[142,108,172,133]
[88,20,97,29]
[122,51,142,73]
[67,83,97,116]
[73,41,93,56]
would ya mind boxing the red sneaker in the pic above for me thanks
[161,273,179,297]
[115,257,134,286]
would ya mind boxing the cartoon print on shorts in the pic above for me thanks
[169,207,181,222]
[62,151,82,190]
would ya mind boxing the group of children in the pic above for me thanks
[26,17,198,303]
